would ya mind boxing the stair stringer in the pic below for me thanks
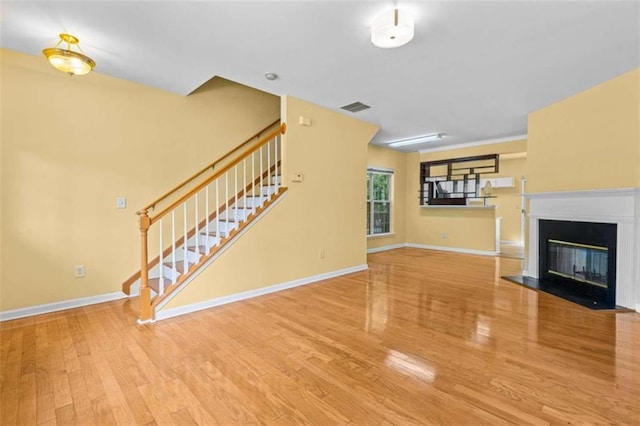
[132,189,288,323]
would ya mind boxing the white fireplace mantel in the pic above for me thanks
[525,188,640,312]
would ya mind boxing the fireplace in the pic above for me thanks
[538,219,617,307]
[522,188,639,312]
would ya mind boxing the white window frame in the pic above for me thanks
[367,167,393,237]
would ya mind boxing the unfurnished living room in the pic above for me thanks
[1,1,639,425]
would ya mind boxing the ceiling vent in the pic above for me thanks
[340,101,371,113]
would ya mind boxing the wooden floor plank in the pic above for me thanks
[1,248,639,425]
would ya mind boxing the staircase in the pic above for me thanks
[122,121,287,323]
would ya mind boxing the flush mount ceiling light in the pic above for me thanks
[387,133,443,148]
[264,72,278,81]
[42,33,95,76]
[371,8,415,48]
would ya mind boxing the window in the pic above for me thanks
[367,168,392,236]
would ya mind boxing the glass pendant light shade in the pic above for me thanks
[371,9,415,48]
[43,34,96,76]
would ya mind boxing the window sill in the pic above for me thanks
[367,233,396,239]
[420,205,496,210]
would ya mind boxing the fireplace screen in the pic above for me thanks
[547,239,608,288]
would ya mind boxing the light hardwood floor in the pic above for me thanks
[1,248,639,425]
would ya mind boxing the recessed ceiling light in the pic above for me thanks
[264,72,278,81]
[387,133,444,148]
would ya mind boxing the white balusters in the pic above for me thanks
[183,201,188,274]
[251,152,256,214]
[171,211,176,284]
[215,179,220,245]
[234,165,238,223]
[195,192,200,261]
[267,139,271,200]
[275,135,279,192]
[260,145,264,207]
[205,186,210,249]
[243,157,247,221]
[159,218,164,295]
[225,172,229,223]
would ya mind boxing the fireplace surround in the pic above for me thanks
[525,188,640,311]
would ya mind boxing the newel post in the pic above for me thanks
[138,211,153,322]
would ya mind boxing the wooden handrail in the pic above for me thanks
[138,118,280,213]
[148,123,286,225]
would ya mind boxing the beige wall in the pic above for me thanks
[163,96,378,310]
[403,140,527,252]
[527,68,640,193]
[0,49,280,311]
[366,145,407,250]
[420,140,527,162]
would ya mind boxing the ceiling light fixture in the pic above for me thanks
[371,8,415,48]
[264,72,278,81]
[42,33,95,76]
[387,133,443,148]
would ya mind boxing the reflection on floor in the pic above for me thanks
[500,242,524,259]
[1,248,638,425]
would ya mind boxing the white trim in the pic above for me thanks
[500,240,522,245]
[366,169,392,236]
[367,232,395,239]
[156,264,369,321]
[528,213,635,225]
[418,134,527,154]
[0,291,129,322]
[405,242,499,257]
[636,304,640,313]
[153,192,288,313]
[367,244,405,254]
[526,187,639,199]
[367,166,394,174]
[420,205,496,210]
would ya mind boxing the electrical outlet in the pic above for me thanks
[74,265,86,278]
[116,197,127,209]
[319,248,325,259]
[441,233,448,239]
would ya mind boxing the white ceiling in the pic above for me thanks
[2,1,639,152]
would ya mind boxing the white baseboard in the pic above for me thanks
[500,240,522,245]
[367,244,405,254]
[636,304,640,314]
[0,291,129,322]
[405,243,499,257]
[155,264,369,321]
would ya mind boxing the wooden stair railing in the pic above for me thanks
[125,122,287,323]
[140,118,280,213]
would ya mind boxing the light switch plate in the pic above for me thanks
[74,265,86,278]
[298,116,312,126]
[116,197,127,209]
